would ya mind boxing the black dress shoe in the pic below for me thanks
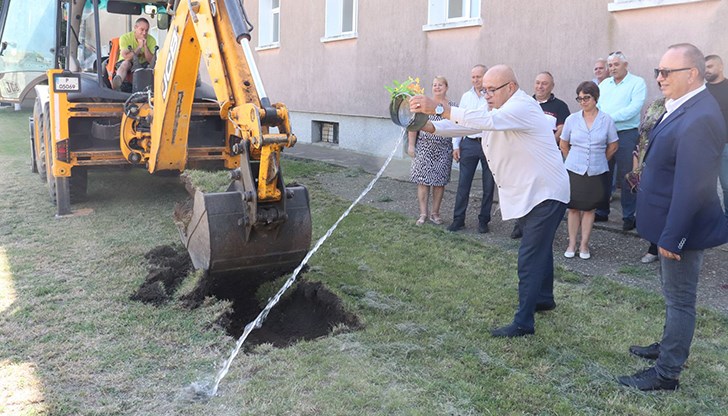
[535,301,556,312]
[478,223,489,234]
[490,323,534,338]
[510,223,523,239]
[594,214,609,222]
[629,342,660,360]
[617,367,679,391]
[622,218,636,231]
[447,222,465,232]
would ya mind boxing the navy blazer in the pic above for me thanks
[636,88,728,253]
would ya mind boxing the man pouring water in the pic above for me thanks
[410,64,569,338]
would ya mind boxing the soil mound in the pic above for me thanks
[233,280,362,348]
[130,244,193,305]
[132,245,362,348]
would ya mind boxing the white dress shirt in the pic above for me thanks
[453,87,489,149]
[432,89,570,220]
[664,84,706,119]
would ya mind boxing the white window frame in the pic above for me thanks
[424,0,482,32]
[257,0,281,50]
[608,0,719,12]
[321,0,358,43]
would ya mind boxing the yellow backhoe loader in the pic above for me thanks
[1,0,311,277]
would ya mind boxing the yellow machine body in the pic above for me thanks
[29,0,311,277]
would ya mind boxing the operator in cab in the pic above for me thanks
[112,17,157,91]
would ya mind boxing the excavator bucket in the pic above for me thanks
[178,184,312,277]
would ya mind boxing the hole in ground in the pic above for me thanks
[134,245,362,348]
[186,270,362,349]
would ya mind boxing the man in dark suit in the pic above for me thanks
[618,43,728,391]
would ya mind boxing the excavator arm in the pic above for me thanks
[120,0,311,276]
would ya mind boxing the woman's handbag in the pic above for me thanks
[625,149,644,193]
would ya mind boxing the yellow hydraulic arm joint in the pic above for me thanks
[148,0,296,202]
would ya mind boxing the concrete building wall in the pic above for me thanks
[246,0,728,157]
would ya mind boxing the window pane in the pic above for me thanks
[448,0,464,19]
[0,0,56,74]
[272,12,279,43]
[272,0,280,9]
[342,0,354,32]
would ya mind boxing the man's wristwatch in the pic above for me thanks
[435,104,444,116]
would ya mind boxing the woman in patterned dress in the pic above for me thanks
[407,76,455,225]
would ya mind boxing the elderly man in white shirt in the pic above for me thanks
[410,65,569,338]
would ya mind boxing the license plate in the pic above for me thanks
[52,74,81,93]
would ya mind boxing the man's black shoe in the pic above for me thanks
[617,367,679,391]
[447,222,465,232]
[535,301,556,312]
[622,218,636,231]
[478,223,489,234]
[510,223,523,239]
[594,214,609,222]
[629,342,660,360]
[490,323,534,338]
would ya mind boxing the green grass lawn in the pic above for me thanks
[1,108,727,415]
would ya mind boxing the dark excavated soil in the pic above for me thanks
[130,244,193,305]
[133,244,361,348]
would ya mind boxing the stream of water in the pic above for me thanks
[188,128,407,399]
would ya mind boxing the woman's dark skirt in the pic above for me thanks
[568,170,608,211]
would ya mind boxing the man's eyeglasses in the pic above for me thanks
[575,95,593,103]
[484,82,510,97]
[654,67,693,79]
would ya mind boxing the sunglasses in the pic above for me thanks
[653,67,693,79]
[575,95,593,103]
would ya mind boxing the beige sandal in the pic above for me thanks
[429,213,443,225]
[416,214,427,225]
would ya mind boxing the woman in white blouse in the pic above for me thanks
[560,81,619,259]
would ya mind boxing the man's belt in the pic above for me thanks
[464,136,482,142]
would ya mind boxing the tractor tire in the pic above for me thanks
[29,113,37,173]
[35,98,47,182]
[43,103,55,202]
[42,101,86,214]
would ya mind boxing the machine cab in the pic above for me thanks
[0,0,59,103]
[0,0,169,104]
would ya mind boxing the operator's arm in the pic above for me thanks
[142,36,156,65]
[119,34,136,61]
[121,48,134,61]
